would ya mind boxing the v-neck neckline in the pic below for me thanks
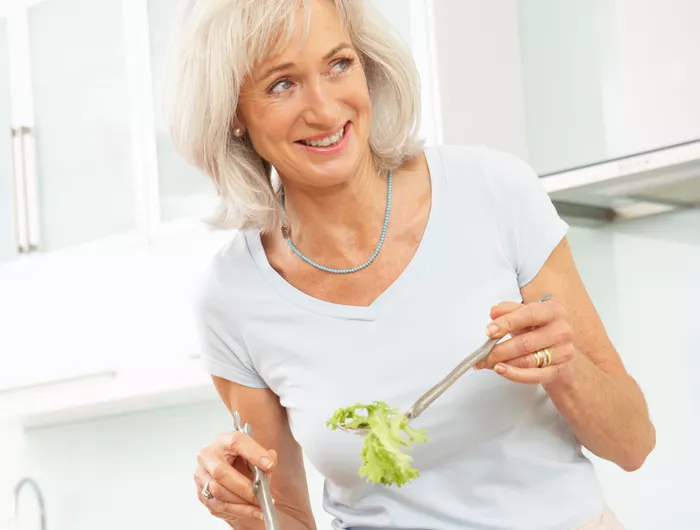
[245,146,445,322]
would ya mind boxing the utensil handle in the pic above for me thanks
[406,294,552,421]
[243,424,280,529]
[253,467,279,529]
[406,337,498,420]
[233,413,281,529]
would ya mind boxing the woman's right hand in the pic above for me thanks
[194,430,278,524]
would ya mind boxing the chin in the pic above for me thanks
[305,163,359,188]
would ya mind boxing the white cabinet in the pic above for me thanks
[0,227,232,426]
[0,17,16,264]
[26,0,137,251]
[0,0,221,410]
[518,0,700,175]
[146,0,217,224]
[0,0,220,263]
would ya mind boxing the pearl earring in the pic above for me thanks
[233,127,244,138]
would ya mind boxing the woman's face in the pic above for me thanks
[237,0,373,189]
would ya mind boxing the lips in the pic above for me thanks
[297,122,348,147]
[295,121,352,156]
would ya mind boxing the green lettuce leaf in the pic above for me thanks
[326,401,428,487]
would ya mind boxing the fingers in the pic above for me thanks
[268,449,279,468]
[482,298,573,385]
[478,322,570,369]
[488,302,531,338]
[505,351,546,370]
[224,431,276,472]
[487,299,564,340]
[489,301,522,320]
[194,472,264,522]
[197,434,265,505]
[194,466,252,505]
[193,430,279,524]
[197,451,258,505]
[493,363,560,385]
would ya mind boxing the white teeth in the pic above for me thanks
[302,126,345,147]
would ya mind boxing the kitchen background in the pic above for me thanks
[0,0,698,529]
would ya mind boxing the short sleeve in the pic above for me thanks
[482,148,569,288]
[193,265,268,389]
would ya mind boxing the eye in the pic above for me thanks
[268,79,294,95]
[330,57,353,75]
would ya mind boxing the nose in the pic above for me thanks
[302,80,341,129]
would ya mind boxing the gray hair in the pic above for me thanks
[166,0,424,233]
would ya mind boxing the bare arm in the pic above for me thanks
[523,239,655,470]
[481,238,655,471]
[196,377,316,529]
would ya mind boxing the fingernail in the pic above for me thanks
[487,324,500,336]
[494,364,506,374]
[260,457,272,470]
[253,511,264,520]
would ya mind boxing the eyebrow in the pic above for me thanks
[257,43,353,83]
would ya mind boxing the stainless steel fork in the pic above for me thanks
[339,294,553,435]
[233,411,280,529]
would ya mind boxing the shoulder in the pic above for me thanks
[195,230,257,318]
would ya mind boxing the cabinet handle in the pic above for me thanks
[10,125,40,253]
[10,126,30,253]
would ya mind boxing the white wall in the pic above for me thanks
[566,211,700,530]
[0,421,24,526]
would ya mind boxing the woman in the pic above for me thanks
[167,0,655,528]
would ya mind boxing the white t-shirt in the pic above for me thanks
[194,145,606,530]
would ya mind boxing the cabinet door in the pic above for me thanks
[147,0,217,224]
[25,0,136,251]
[0,17,16,264]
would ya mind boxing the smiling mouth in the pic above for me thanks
[297,123,348,148]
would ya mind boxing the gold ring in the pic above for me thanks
[532,351,544,368]
[542,348,552,368]
[535,348,552,368]
[201,478,215,500]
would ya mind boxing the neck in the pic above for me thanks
[280,155,388,258]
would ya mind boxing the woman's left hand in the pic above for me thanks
[475,297,576,384]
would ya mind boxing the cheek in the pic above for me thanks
[345,77,372,123]
[248,104,298,149]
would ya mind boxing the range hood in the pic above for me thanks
[540,139,700,224]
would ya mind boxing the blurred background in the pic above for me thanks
[0,0,698,528]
